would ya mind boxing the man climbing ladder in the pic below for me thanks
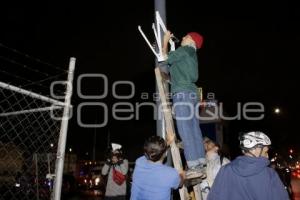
[138,12,206,199]
[139,11,207,176]
[155,66,205,200]
[162,30,207,179]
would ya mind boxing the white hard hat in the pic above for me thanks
[239,131,271,149]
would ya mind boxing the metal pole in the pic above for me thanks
[93,128,96,161]
[155,0,174,192]
[154,4,175,200]
[53,57,76,200]
[0,106,62,117]
[34,153,40,200]
[0,81,65,106]
[107,130,110,149]
[47,153,53,193]
[155,0,166,139]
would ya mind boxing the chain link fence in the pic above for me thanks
[0,44,74,200]
[0,85,64,199]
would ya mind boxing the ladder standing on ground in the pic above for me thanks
[139,11,205,200]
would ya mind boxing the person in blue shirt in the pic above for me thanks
[207,131,290,200]
[130,135,185,200]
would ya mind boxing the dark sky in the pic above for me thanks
[1,1,299,160]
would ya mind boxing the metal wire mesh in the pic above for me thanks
[0,83,64,200]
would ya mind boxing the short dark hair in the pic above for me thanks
[144,136,167,162]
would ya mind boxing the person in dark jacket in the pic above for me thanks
[207,131,289,200]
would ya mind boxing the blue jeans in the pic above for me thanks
[173,91,205,167]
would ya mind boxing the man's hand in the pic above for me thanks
[163,31,173,44]
[178,169,186,187]
[166,132,175,146]
[162,30,173,58]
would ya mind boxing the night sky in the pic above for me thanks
[1,1,299,161]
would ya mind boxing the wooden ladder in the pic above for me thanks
[155,67,203,200]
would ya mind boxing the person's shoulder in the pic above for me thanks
[178,46,196,60]
[133,157,148,171]
[122,159,129,164]
[266,166,279,176]
[135,156,146,164]
[158,166,179,182]
[160,165,178,175]
[182,46,196,53]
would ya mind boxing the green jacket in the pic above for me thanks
[167,46,199,95]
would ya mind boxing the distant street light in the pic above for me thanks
[69,148,72,152]
[274,108,280,114]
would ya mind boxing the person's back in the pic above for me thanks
[208,156,289,200]
[208,131,289,200]
[130,135,183,200]
[168,45,199,94]
[130,156,180,200]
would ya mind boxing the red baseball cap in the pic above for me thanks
[187,32,203,49]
